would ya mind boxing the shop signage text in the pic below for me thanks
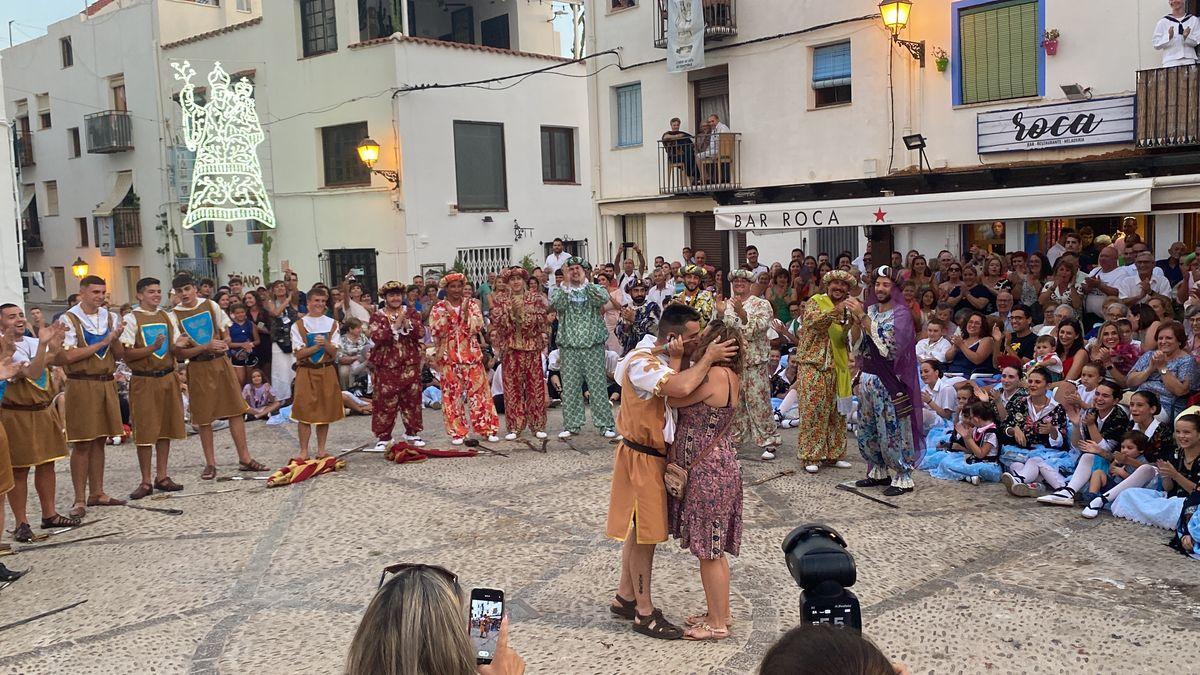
[724,209,843,229]
[977,96,1135,154]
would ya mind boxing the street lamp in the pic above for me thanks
[356,137,399,187]
[71,257,89,279]
[879,0,925,68]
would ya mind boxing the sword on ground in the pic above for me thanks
[0,600,88,633]
[835,483,900,509]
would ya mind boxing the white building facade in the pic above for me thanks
[0,57,21,307]
[6,0,595,306]
[585,0,1200,273]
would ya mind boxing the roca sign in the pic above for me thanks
[977,96,1135,154]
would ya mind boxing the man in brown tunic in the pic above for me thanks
[604,304,737,640]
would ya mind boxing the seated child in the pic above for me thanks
[1025,334,1063,380]
[242,368,282,420]
[1081,430,1151,518]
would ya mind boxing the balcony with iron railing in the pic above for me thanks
[85,110,134,154]
[654,0,737,49]
[21,214,42,250]
[659,132,740,195]
[112,206,142,247]
[1136,64,1199,149]
[14,129,34,167]
[174,256,218,280]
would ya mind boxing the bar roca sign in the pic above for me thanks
[977,96,1135,154]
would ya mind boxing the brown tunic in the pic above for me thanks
[0,345,66,467]
[62,311,123,443]
[290,318,345,426]
[0,423,13,497]
[173,300,249,426]
[605,347,673,545]
[126,309,186,445]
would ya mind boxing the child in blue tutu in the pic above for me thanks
[1111,413,1200,529]
[926,402,1002,486]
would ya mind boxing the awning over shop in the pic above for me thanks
[92,172,133,217]
[713,176,1200,231]
[19,184,34,213]
[599,196,718,216]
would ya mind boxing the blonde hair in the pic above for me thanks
[345,567,475,675]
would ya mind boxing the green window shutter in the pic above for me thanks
[959,0,1038,105]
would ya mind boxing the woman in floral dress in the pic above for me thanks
[667,322,744,642]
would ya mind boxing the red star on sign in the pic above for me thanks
[873,208,887,222]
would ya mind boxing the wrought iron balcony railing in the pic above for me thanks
[659,131,741,195]
[1136,64,1200,148]
[112,206,142,247]
[14,129,34,167]
[654,0,737,49]
[85,110,134,154]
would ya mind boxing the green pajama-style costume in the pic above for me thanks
[551,281,615,433]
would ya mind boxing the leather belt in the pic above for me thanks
[190,353,220,363]
[66,373,114,382]
[297,361,334,370]
[1,401,52,412]
[131,368,175,378]
[620,438,667,459]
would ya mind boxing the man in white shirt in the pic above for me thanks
[1045,229,1071,266]
[1118,252,1173,305]
[1154,2,1200,67]
[916,319,952,363]
[614,244,647,291]
[544,238,571,286]
[744,244,769,279]
[645,268,673,309]
[696,113,731,159]
[1082,246,1130,316]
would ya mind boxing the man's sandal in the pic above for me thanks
[683,623,731,641]
[239,459,270,472]
[154,477,183,492]
[609,595,637,620]
[40,513,81,529]
[129,483,153,500]
[631,609,683,640]
[86,495,127,507]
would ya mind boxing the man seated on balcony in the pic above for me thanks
[695,114,732,184]
[661,117,698,183]
[1154,1,1200,67]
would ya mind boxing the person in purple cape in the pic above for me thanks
[848,266,925,496]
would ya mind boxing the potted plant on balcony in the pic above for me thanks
[208,251,224,262]
[1042,28,1060,56]
[933,47,949,73]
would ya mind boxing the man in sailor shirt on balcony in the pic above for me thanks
[1154,1,1200,67]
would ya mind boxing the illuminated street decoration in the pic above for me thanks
[171,60,275,230]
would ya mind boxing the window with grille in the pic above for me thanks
[301,0,339,57]
[955,0,1040,105]
[358,0,401,41]
[456,246,512,284]
[453,121,507,210]
[540,127,576,183]
[60,37,73,68]
[614,83,642,148]
[321,121,370,187]
[812,41,852,108]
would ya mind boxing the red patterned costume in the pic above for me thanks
[429,291,499,439]
[490,271,549,435]
[368,302,425,443]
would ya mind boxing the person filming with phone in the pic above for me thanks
[346,563,525,675]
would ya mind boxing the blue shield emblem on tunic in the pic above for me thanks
[30,369,50,391]
[83,329,110,360]
[181,312,215,346]
[140,323,170,360]
[306,332,328,365]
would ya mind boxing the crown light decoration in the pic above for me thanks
[172,60,275,230]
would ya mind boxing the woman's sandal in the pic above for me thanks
[631,609,684,640]
[200,465,218,480]
[40,513,81,528]
[685,613,734,628]
[85,495,127,507]
[239,459,270,472]
[609,595,637,620]
[683,623,731,641]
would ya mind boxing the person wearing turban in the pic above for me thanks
[428,273,500,444]
[550,257,617,439]
[674,265,715,325]
[720,269,781,458]
[490,267,550,440]
[367,281,426,452]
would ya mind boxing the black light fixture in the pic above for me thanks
[481,215,494,224]
[1060,84,1093,102]
[902,133,931,173]
[512,219,533,242]
[879,0,925,68]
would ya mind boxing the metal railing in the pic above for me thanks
[1136,64,1200,148]
[455,246,512,285]
[14,129,33,167]
[174,257,218,280]
[112,206,142,247]
[658,132,740,194]
[22,212,42,249]
[653,0,737,49]
[85,110,134,154]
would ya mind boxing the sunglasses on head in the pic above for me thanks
[379,562,459,589]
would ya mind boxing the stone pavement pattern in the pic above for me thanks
[0,410,1196,674]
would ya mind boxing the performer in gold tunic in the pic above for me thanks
[170,273,268,479]
[0,342,27,578]
[120,278,187,499]
[55,275,125,516]
[604,304,738,641]
[289,287,345,459]
[0,305,76,540]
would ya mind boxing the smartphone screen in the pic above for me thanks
[469,588,504,665]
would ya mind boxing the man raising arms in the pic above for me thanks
[718,269,781,459]
[429,273,500,445]
[120,278,187,499]
[606,304,738,640]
